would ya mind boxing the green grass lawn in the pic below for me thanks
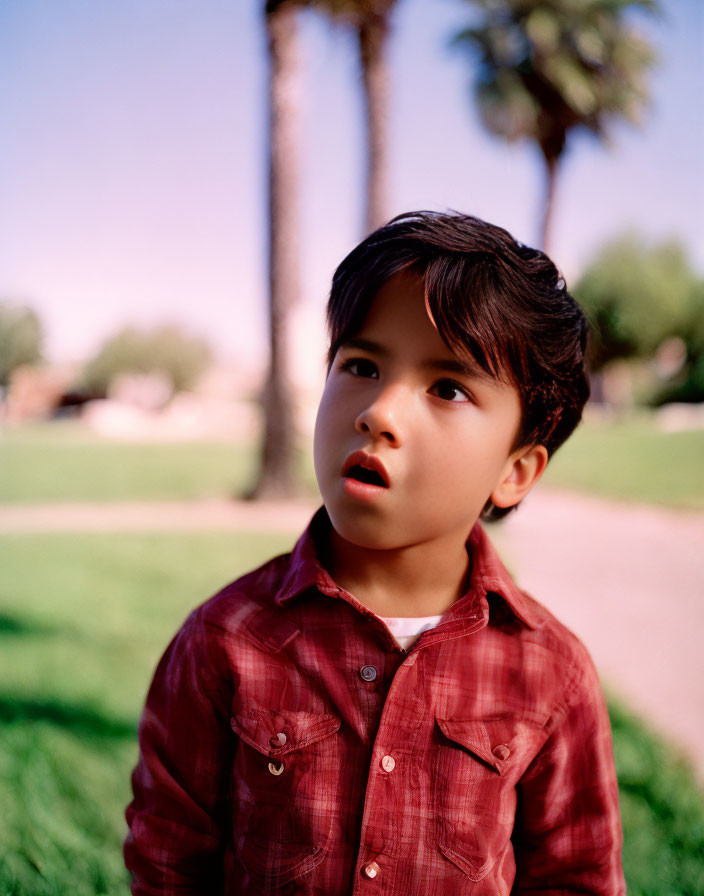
[2,414,703,509]
[543,414,704,510]
[0,530,294,895]
[1,531,703,895]
[0,420,261,503]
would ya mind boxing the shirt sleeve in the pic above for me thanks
[124,608,234,895]
[511,647,626,895]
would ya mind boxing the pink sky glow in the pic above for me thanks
[0,0,702,375]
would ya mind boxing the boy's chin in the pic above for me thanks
[326,509,474,556]
[326,510,405,553]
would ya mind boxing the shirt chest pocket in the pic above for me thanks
[432,716,544,881]
[230,708,341,889]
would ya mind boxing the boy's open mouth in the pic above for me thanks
[345,465,388,487]
[341,451,390,488]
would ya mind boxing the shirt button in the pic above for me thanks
[492,744,511,760]
[270,732,287,748]
[381,754,395,772]
[359,665,377,682]
[363,861,380,879]
[268,760,285,776]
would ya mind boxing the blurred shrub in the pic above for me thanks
[610,699,704,894]
[649,279,704,405]
[0,301,43,388]
[575,235,700,371]
[81,324,212,398]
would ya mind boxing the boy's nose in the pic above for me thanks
[354,386,406,446]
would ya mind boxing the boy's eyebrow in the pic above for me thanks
[340,337,494,382]
[422,356,493,381]
[340,337,389,356]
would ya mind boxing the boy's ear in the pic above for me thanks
[490,444,549,509]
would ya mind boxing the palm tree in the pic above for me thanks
[314,0,399,234]
[453,0,658,252]
[252,0,398,499]
[249,0,304,499]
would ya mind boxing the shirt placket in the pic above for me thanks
[352,648,428,894]
[349,608,490,894]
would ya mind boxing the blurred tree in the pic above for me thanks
[250,0,304,499]
[252,0,398,500]
[452,0,658,251]
[314,0,399,233]
[81,325,212,397]
[0,302,43,389]
[650,278,704,405]
[574,234,700,377]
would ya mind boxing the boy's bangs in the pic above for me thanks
[328,253,528,392]
[423,257,525,389]
[326,253,419,367]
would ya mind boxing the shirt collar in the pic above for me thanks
[275,507,343,605]
[463,521,542,629]
[275,506,542,630]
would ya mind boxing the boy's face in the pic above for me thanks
[314,270,545,557]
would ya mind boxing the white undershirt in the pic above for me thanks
[377,614,444,650]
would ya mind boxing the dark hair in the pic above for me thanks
[325,210,590,521]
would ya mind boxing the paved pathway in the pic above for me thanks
[0,498,316,534]
[2,490,702,780]
[499,490,704,781]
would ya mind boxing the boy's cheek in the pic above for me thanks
[314,390,351,464]
[313,412,342,496]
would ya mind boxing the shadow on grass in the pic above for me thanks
[0,611,56,637]
[0,695,137,740]
[607,698,704,894]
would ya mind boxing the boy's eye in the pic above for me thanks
[429,379,472,403]
[340,357,378,379]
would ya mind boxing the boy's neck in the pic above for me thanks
[325,527,473,618]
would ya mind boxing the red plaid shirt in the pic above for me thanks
[125,508,624,895]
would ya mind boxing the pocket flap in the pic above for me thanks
[436,716,541,775]
[240,834,326,886]
[231,708,341,758]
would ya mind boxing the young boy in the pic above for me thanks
[125,212,625,894]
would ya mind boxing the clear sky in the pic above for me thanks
[0,0,702,374]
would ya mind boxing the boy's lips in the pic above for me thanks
[341,450,391,488]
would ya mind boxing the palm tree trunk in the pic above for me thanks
[358,13,391,235]
[250,3,302,499]
[540,154,559,254]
